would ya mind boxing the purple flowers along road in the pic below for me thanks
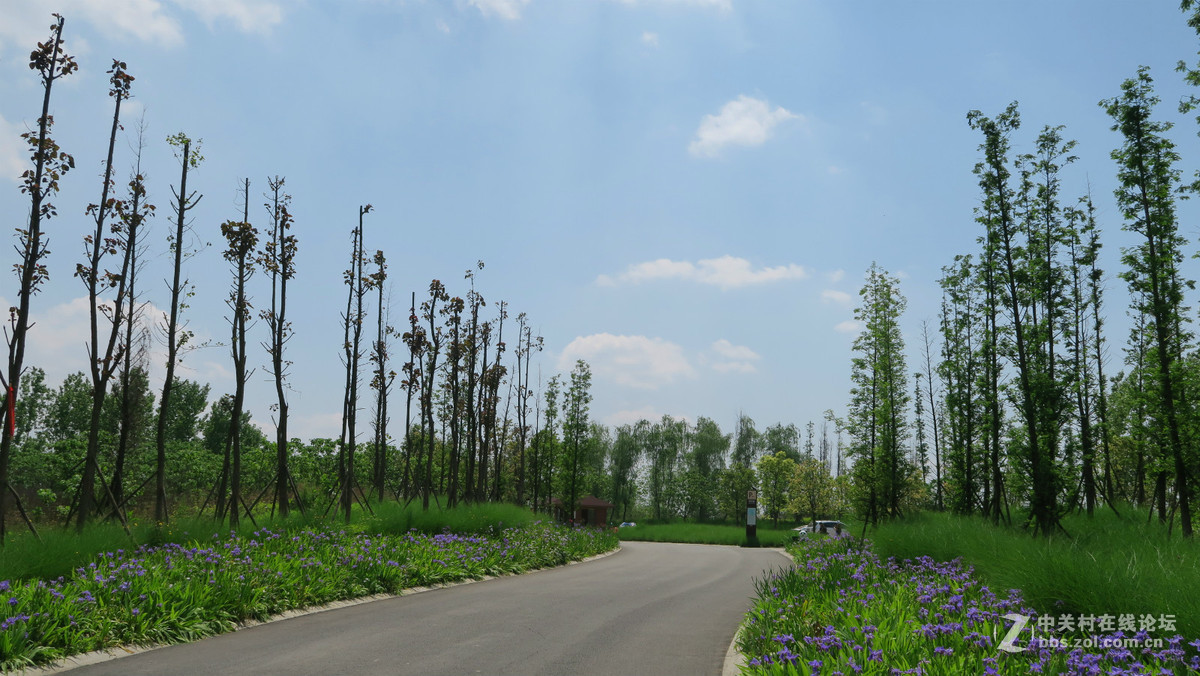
[0,522,618,671]
[738,538,1199,675]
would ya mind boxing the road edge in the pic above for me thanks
[721,547,795,676]
[15,545,623,676]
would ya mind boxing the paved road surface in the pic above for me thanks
[59,541,787,676]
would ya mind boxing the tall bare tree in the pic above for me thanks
[260,176,299,518]
[75,59,134,530]
[109,119,155,515]
[1,14,76,543]
[368,250,394,503]
[338,206,371,521]
[216,181,258,527]
[154,132,203,524]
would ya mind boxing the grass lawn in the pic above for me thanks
[616,521,841,547]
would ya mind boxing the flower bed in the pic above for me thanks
[738,537,1199,675]
[0,522,617,670]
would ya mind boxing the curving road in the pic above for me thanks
[56,541,787,676]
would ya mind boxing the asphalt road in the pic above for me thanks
[56,541,786,676]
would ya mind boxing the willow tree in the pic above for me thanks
[1102,67,1193,538]
[76,60,134,530]
[1,14,76,543]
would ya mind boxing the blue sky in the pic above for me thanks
[2,0,1200,443]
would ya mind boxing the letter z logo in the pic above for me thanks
[998,613,1029,653]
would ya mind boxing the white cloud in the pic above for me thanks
[468,0,531,20]
[641,31,659,47]
[597,255,808,290]
[605,405,666,427]
[828,269,845,283]
[827,165,846,175]
[558,333,695,389]
[689,95,799,158]
[710,339,760,374]
[0,295,223,398]
[711,339,758,362]
[0,115,24,185]
[174,0,284,34]
[821,289,853,306]
[0,0,286,56]
[834,320,861,334]
[436,18,452,34]
[87,0,184,44]
[0,1,182,53]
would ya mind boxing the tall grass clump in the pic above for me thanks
[364,500,537,536]
[869,509,1200,639]
[0,501,539,584]
[739,537,1199,675]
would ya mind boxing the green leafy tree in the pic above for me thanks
[608,424,641,521]
[762,423,800,462]
[847,263,911,525]
[730,413,760,468]
[718,465,756,524]
[687,416,728,520]
[14,367,51,445]
[562,360,592,517]
[1101,67,1194,537]
[968,103,1063,536]
[756,451,796,527]
[46,372,91,444]
[789,457,835,529]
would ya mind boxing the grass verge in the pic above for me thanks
[868,508,1200,640]
[617,522,803,547]
[0,520,617,671]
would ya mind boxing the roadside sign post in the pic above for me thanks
[746,489,757,540]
